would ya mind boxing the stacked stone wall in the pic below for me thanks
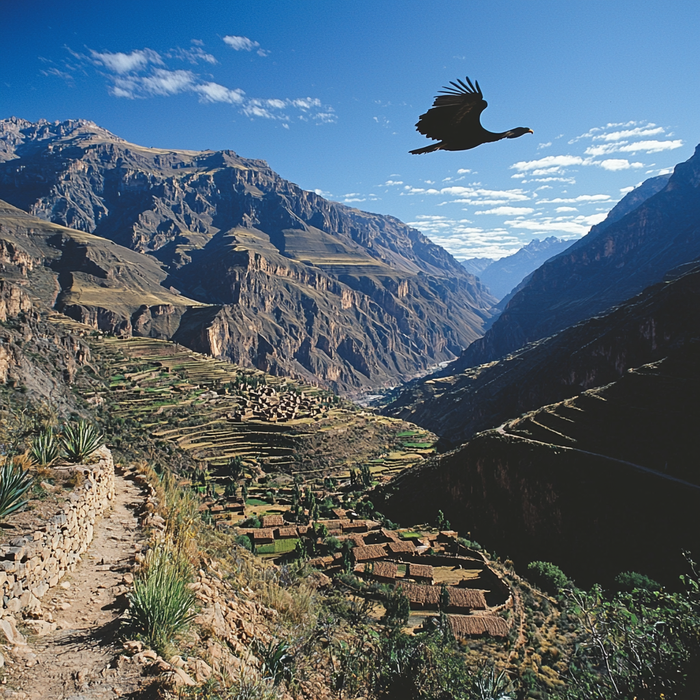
[0,447,115,612]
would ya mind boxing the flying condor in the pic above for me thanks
[410,77,533,155]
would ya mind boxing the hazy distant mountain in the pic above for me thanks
[0,117,495,395]
[457,163,691,369]
[460,257,494,276]
[467,237,575,301]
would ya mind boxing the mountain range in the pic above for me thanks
[462,236,575,301]
[0,117,495,395]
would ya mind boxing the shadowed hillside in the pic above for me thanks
[377,342,700,587]
[382,263,700,445]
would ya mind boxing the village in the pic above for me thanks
[233,506,513,642]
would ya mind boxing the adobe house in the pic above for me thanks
[261,514,285,528]
[447,614,509,639]
[365,560,398,584]
[276,526,299,539]
[386,540,416,557]
[252,528,275,545]
[408,563,434,584]
[352,544,388,563]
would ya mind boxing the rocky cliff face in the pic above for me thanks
[457,154,699,368]
[0,279,91,408]
[383,263,700,445]
[377,343,700,586]
[0,118,494,395]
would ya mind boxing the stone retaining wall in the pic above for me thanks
[0,447,115,613]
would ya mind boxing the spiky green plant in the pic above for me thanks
[124,545,197,655]
[254,639,295,686]
[59,420,105,463]
[473,663,515,700]
[30,429,60,467]
[0,459,34,522]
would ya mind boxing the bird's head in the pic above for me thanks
[505,127,534,139]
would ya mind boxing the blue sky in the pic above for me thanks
[3,1,699,260]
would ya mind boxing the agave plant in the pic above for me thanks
[30,429,60,467]
[0,458,34,522]
[254,639,295,686]
[60,420,105,463]
[124,545,197,655]
[473,663,515,700]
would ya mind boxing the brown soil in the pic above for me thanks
[3,471,153,699]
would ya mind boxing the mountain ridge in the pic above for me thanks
[0,117,495,395]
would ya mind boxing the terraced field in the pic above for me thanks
[83,335,436,489]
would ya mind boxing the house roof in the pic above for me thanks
[261,515,285,528]
[387,540,415,554]
[447,614,509,638]
[352,544,388,562]
[371,561,398,580]
[408,563,434,579]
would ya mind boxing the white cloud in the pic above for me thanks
[475,207,535,216]
[167,46,218,65]
[195,82,245,104]
[383,180,404,186]
[616,139,683,153]
[598,158,644,171]
[456,168,471,174]
[511,155,585,173]
[290,98,322,110]
[537,141,552,150]
[556,206,578,212]
[138,69,195,96]
[586,139,683,157]
[223,35,269,57]
[594,126,665,142]
[540,194,611,204]
[90,48,162,74]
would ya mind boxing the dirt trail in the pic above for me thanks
[5,471,149,700]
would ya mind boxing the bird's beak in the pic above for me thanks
[527,129,534,134]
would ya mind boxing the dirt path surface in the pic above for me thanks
[4,472,149,700]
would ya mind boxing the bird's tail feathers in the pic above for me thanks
[409,143,441,155]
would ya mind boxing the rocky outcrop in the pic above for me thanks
[0,278,91,406]
[0,118,495,395]
[0,447,115,614]
[457,154,700,368]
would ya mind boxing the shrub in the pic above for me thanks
[235,534,253,551]
[124,546,196,655]
[60,420,105,463]
[0,459,34,522]
[527,561,570,595]
[614,570,662,593]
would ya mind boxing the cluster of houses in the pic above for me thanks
[236,509,512,640]
[225,385,326,423]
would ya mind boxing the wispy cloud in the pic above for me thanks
[90,48,162,74]
[223,35,270,57]
[61,44,333,124]
[475,206,535,216]
[194,82,245,104]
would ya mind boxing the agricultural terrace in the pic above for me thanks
[83,335,436,504]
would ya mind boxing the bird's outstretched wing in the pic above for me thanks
[414,77,487,142]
